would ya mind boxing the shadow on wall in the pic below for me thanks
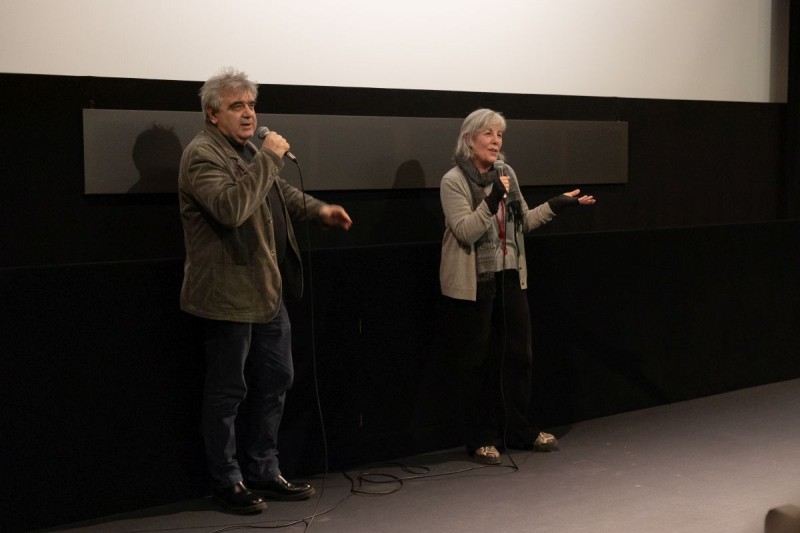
[128,124,183,194]
[369,159,444,244]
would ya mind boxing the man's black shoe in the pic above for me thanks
[213,481,267,514]
[246,475,315,501]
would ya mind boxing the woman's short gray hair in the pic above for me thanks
[199,66,259,123]
[454,108,507,161]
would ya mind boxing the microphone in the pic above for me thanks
[256,126,297,161]
[493,160,507,199]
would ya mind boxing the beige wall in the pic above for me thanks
[0,0,789,102]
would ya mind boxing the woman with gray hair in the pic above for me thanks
[439,108,595,465]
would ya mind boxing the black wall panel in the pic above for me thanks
[0,73,786,268]
[3,223,800,531]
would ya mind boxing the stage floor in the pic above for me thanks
[48,379,800,533]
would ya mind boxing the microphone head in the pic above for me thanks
[256,126,270,139]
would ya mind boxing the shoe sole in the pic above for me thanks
[472,456,502,465]
[252,487,316,501]
[214,497,267,514]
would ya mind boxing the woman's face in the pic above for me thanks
[469,125,504,172]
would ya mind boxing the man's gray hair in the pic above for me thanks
[454,108,507,162]
[199,66,259,123]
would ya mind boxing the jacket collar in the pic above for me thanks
[204,123,252,170]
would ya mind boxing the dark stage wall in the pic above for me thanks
[2,72,799,531]
[2,225,800,531]
[0,73,789,267]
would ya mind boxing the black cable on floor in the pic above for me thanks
[342,458,520,497]
[202,166,529,532]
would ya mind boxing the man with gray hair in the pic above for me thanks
[179,67,352,514]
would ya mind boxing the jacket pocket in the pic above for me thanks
[212,264,256,311]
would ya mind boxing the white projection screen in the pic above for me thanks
[0,0,789,103]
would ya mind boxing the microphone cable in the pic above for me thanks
[492,160,519,471]
[207,153,527,531]
[292,156,330,532]
[210,149,329,533]
[498,198,520,473]
[342,459,520,497]
[340,180,525,501]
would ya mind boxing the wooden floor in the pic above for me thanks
[47,379,800,533]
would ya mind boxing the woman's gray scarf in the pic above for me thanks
[455,156,520,299]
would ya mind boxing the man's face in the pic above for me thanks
[207,90,257,144]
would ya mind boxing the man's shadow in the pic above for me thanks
[127,123,183,194]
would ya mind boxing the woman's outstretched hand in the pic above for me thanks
[563,189,596,206]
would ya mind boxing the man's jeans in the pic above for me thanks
[200,303,293,488]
